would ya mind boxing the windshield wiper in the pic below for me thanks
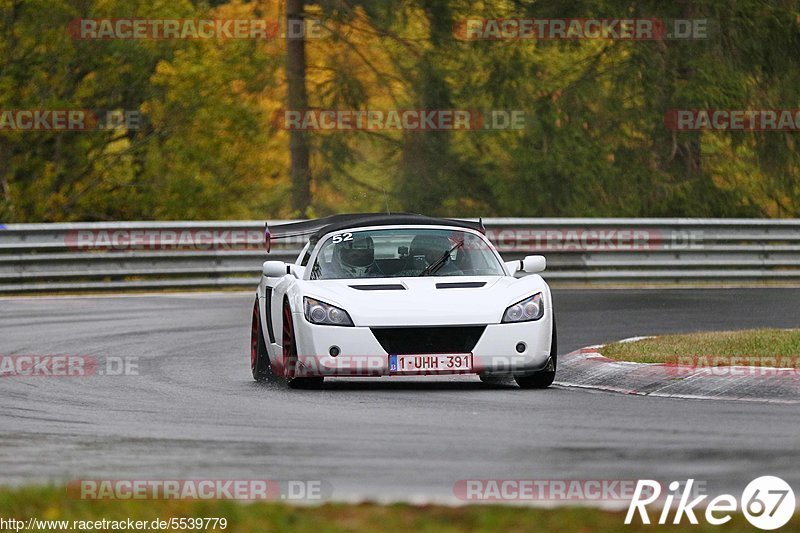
[419,240,464,277]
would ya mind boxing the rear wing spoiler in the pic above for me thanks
[264,214,485,252]
[263,216,358,252]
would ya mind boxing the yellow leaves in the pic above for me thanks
[230,79,247,93]
[305,8,409,106]
[154,60,176,78]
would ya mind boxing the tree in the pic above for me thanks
[286,0,312,216]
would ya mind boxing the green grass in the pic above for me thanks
[601,328,800,364]
[1,486,798,532]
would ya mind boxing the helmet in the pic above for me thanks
[409,234,451,264]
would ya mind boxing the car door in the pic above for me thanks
[260,242,309,358]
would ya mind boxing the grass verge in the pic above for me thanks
[1,486,797,532]
[600,328,800,364]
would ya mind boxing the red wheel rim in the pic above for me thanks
[250,301,259,371]
[282,302,296,378]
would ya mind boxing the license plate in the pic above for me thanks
[389,354,472,374]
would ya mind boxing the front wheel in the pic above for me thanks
[251,298,273,382]
[283,298,324,390]
[515,317,557,389]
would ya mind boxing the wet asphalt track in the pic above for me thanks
[0,289,798,504]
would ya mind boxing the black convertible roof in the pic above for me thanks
[265,213,484,250]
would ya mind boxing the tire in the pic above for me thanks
[515,316,557,389]
[251,298,273,382]
[283,298,324,390]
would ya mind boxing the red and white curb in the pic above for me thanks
[555,341,800,404]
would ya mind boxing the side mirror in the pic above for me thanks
[506,256,546,275]
[522,255,546,273]
[262,260,287,278]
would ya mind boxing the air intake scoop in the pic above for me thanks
[435,281,486,289]
[349,284,406,291]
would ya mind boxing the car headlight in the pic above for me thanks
[502,293,544,323]
[304,297,354,326]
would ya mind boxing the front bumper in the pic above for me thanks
[292,312,553,377]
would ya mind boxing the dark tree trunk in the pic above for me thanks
[286,0,311,215]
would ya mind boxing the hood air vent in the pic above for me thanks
[349,284,406,291]
[435,281,486,289]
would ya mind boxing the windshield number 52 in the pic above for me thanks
[332,233,353,244]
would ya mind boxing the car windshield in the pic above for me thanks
[309,228,505,280]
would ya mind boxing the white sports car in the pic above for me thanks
[250,214,556,389]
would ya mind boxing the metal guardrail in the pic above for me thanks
[0,218,798,292]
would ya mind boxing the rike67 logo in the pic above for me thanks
[626,476,795,530]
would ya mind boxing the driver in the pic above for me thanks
[407,234,462,275]
[333,234,375,278]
